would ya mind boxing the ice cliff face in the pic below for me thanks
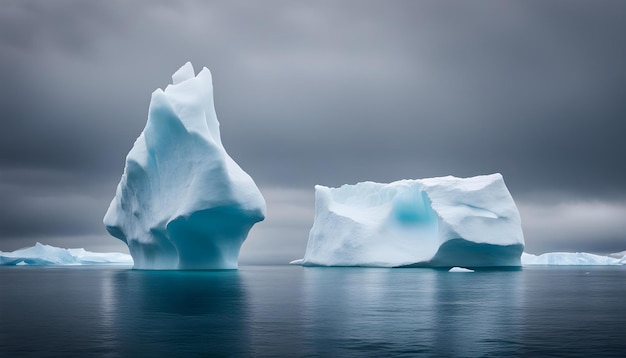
[103,63,266,270]
[299,174,524,268]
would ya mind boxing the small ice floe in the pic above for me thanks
[449,267,474,273]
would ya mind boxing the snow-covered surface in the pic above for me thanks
[103,63,265,270]
[297,174,525,268]
[0,243,133,266]
[449,267,474,272]
[521,252,625,266]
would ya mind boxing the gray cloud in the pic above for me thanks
[518,199,626,254]
[240,188,315,265]
[1,1,625,257]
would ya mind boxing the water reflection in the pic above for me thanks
[4,266,625,356]
[5,265,626,356]
[239,266,311,356]
[432,270,523,357]
[302,267,438,355]
[108,269,251,356]
[519,267,626,357]
[300,267,523,357]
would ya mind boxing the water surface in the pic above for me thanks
[1,265,625,357]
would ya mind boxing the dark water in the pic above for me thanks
[1,265,625,357]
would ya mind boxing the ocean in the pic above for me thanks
[1,265,625,357]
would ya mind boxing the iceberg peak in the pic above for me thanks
[171,61,196,85]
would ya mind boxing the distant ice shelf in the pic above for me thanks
[521,252,626,266]
[0,243,133,266]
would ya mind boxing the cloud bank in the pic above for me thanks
[1,1,625,261]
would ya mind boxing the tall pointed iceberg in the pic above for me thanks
[104,63,266,270]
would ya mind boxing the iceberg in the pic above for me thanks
[449,267,474,272]
[0,243,133,266]
[521,252,624,266]
[296,174,524,268]
[103,63,266,270]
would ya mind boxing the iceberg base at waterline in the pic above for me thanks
[291,251,626,267]
[0,243,133,266]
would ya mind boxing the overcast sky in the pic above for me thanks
[1,1,625,263]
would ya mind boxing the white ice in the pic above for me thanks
[296,174,525,268]
[0,243,133,266]
[103,63,265,270]
[449,267,474,272]
[521,252,625,266]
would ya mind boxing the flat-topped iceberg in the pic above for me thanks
[104,63,266,270]
[296,173,525,268]
[521,252,625,266]
[0,243,133,266]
